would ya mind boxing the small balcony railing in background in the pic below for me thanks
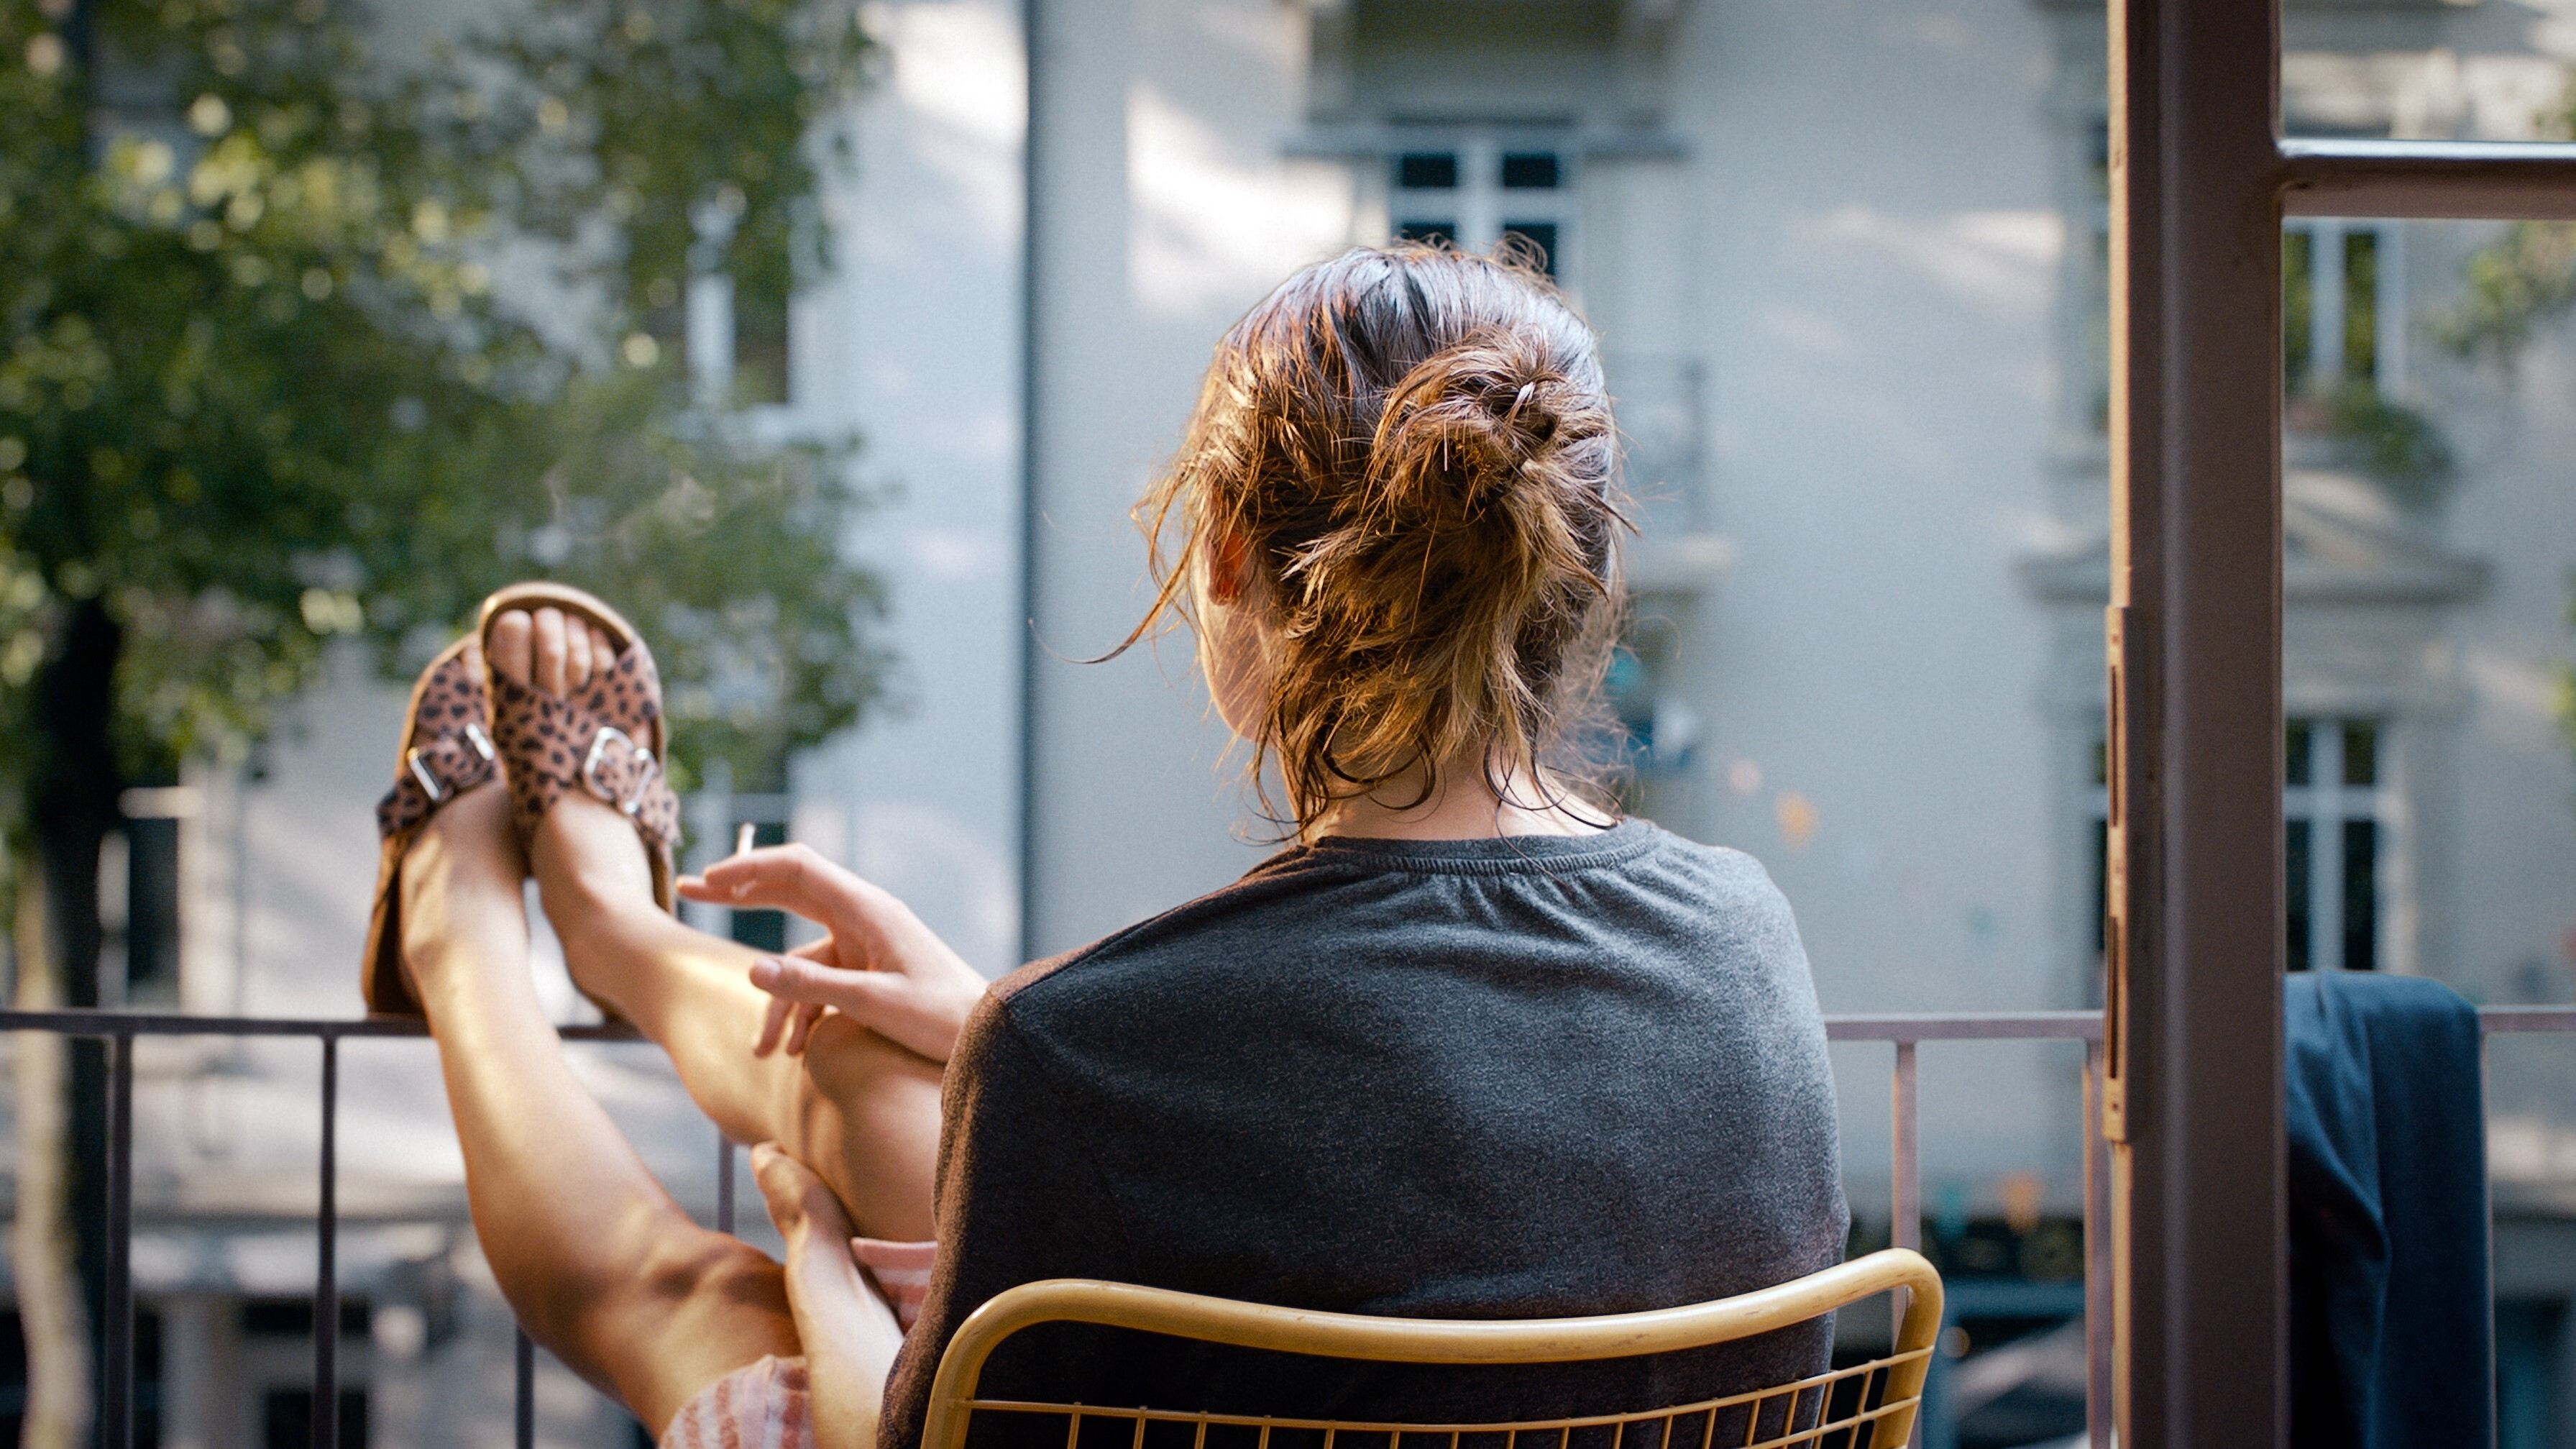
[4,1003,2570,1449]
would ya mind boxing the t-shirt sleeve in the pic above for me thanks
[875,984,1124,1449]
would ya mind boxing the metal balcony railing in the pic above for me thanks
[4,1003,2571,1449]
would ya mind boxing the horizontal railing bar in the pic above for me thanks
[2281,138,2576,219]
[0,1008,639,1041]
[7,1005,2564,1042]
[1826,1012,2104,1042]
[2474,1006,2576,1034]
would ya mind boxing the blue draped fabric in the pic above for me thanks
[2286,971,2491,1449]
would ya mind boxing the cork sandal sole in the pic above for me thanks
[362,636,497,1016]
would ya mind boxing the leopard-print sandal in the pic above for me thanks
[475,582,683,920]
[363,637,501,1015]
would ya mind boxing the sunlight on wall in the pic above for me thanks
[1126,82,1352,320]
[1792,205,2064,319]
[865,0,1025,244]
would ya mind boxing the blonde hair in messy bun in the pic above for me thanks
[1124,242,1630,831]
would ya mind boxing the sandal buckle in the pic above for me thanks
[406,748,447,805]
[582,726,662,818]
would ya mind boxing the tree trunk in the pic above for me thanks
[11,871,91,1449]
[22,597,124,1449]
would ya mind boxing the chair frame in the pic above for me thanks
[920,1249,1945,1449]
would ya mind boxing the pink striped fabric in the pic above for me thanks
[659,1354,812,1449]
[659,1238,938,1449]
[851,1237,938,1331]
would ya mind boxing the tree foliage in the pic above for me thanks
[0,0,886,902]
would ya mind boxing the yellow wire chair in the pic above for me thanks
[920,1248,1944,1449]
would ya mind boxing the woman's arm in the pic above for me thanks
[752,1143,907,1449]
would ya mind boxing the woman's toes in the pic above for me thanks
[564,616,594,691]
[533,607,569,696]
[489,610,534,688]
[590,624,618,675]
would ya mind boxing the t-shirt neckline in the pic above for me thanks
[1280,815,1658,874]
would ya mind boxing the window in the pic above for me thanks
[2283,220,2402,402]
[646,193,794,411]
[1388,135,1572,279]
[2285,718,2384,974]
[2087,717,2385,972]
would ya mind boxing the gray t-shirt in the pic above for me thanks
[879,818,1848,1449]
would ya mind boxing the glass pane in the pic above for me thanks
[1500,150,1560,189]
[1500,221,1557,275]
[1395,150,1458,190]
[2280,216,2576,1366]
[2281,14,2576,147]
[2287,819,2314,973]
[2342,230,2379,387]
[2342,721,2378,787]
[2284,231,2314,398]
[2287,718,2314,787]
[2342,819,2378,973]
[1395,219,1455,247]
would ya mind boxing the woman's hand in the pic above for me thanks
[752,1143,903,1449]
[678,844,987,1064]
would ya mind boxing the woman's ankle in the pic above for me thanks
[533,795,659,915]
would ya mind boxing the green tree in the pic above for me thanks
[1,0,883,1435]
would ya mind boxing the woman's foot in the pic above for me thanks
[485,605,663,1006]
[398,782,531,1007]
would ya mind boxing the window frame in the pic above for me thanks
[1379,128,1578,283]
[2106,1,2576,1441]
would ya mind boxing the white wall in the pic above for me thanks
[1022,0,1359,955]
[792,0,1030,976]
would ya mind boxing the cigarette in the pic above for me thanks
[734,822,757,857]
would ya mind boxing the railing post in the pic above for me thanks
[101,1029,136,1449]
[1889,1041,1919,1254]
[2083,1041,2112,1449]
[516,1327,537,1449]
[316,1032,341,1449]
[718,1132,738,1235]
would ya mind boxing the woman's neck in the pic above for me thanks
[1301,754,1615,843]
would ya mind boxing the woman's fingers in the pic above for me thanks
[751,953,899,1010]
[679,843,871,923]
[751,1141,853,1243]
[783,1000,826,1057]
[752,990,799,1057]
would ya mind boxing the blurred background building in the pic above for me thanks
[9,0,2576,1445]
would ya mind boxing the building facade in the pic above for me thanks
[16,0,2576,1445]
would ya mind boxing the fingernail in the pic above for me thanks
[748,957,781,986]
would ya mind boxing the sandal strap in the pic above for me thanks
[487,648,682,854]
[374,654,499,841]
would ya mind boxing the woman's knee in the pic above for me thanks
[625,1221,791,1320]
[787,1018,943,1235]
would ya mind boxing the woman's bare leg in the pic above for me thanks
[491,608,943,1242]
[401,781,800,1433]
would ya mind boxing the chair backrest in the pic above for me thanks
[919,1248,1944,1449]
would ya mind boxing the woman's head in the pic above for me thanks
[1134,243,1628,831]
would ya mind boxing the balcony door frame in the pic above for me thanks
[2104,2,2576,1443]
